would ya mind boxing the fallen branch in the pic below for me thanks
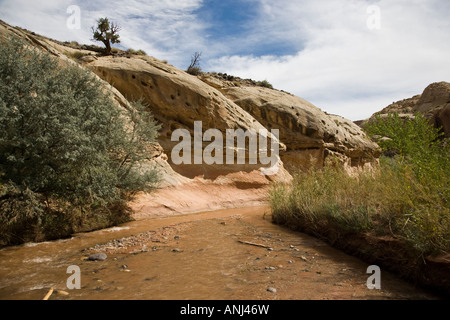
[238,240,271,249]
[43,287,54,300]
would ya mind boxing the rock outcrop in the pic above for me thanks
[201,74,380,171]
[86,56,288,180]
[361,82,450,138]
[0,20,291,215]
[0,19,380,217]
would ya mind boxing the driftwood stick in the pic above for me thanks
[42,287,54,300]
[238,240,271,249]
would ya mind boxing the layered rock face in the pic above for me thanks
[88,56,288,180]
[362,82,450,138]
[0,19,380,215]
[201,75,380,171]
[88,57,380,175]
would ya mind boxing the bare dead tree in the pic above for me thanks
[187,52,202,75]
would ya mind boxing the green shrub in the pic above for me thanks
[126,48,147,56]
[0,181,44,245]
[271,158,449,256]
[271,113,449,256]
[0,38,160,245]
[365,112,445,158]
[257,80,273,89]
[365,112,449,196]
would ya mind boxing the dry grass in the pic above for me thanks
[270,157,449,257]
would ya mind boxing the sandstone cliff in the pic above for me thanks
[87,56,288,179]
[0,20,380,217]
[201,74,379,171]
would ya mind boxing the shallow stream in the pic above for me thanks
[0,206,440,300]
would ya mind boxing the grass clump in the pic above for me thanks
[126,48,147,56]
[256,79,274,89]
[67,50,90,61]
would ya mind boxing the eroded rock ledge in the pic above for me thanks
[0,19,381,216]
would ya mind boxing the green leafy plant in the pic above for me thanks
[365,113,444,157]
[0,37,160,245]
[270,112,449,257]
[91,17,121,55]
[365,112,449,183]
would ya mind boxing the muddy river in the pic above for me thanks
[0,206,441,300]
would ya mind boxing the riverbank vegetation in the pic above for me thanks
[270,112,449,293]
[0,38,160,246]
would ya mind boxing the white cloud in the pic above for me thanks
[83,0,206,65]
[1,0,449,120]
[207,0,450,120]
[0,0,205,67]
[0,0,73,35]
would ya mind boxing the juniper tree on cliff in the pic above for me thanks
[91,17,121,55]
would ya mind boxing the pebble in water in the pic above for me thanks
[87,253,107,261]
[267,287,277,293]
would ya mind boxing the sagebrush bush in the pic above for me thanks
[0,38,160,245]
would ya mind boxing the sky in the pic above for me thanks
[1,0,449,121]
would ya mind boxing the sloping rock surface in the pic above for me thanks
[0,19,380,216]
[362,82,450,138]
[201,75,380,171]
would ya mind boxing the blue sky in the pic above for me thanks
[1,0,449,121]
[193,0,299,57]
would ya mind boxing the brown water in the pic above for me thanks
[0,206,441,300]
